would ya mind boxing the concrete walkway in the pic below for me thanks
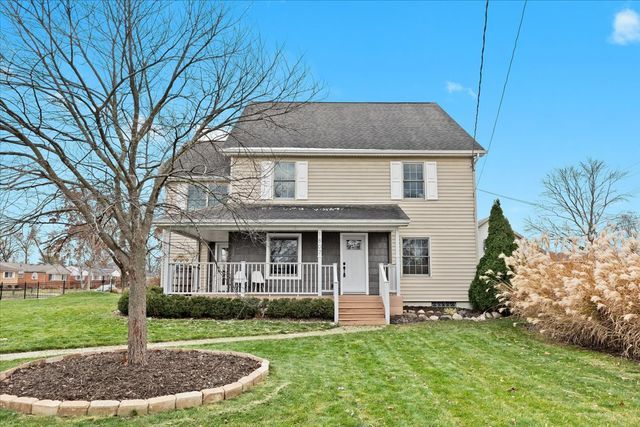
[0,326,382,362]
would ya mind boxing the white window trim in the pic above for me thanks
[265,233,302,279]
[401,162,426,200]
[272,161,297,200]
[3,271,15,279]
[401,236,431,277]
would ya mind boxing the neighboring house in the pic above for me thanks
[477,217,524,259]
[155,102,485,324]
[0,262,71,286]
[67,265,121,287]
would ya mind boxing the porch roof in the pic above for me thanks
[155,203,410,230]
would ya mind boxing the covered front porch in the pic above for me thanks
[156,204,409,323]
[163,231,398,296]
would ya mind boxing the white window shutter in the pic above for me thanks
[425,161,438,200]
[295,161,308,200]
[390,161,402,200]
[176,183,188,209]
[260,161,274,199]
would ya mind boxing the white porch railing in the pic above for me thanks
[379,263,391,324]
[381,263,397,294]
[166,262,335,296]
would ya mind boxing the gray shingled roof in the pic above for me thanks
[156,204,409,224]
[225,102,484,151]
[171,141,230,177]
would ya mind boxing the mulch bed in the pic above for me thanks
[0,350,261,401]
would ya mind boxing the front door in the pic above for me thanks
[341,233,367,294]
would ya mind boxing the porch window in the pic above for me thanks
[187,183,229,209]
[402,238,430,275]
[266,233,301,277]
[403,163,424,199]
[273,162,296,199]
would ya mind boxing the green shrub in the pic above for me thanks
[117,288,263,320]
[264,298,333,320]
[117,290,129,315]
[118,288,331,320]
[469,199,518,311]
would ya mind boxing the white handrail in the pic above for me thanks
[332,262,339,324]
[379,263,390,324]
[165,261,334,296]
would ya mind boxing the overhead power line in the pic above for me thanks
[477,0,528,185]
[478,188,537,206]
[471,0,490,169]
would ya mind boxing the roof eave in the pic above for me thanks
[154,218,410,228]
[221,147,486,157]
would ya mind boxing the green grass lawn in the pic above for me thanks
[1,321,639,426]
[0,292,334,353]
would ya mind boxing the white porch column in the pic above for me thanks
[317,229,323,296]
[394,228,401,295]
[161,229,171,293]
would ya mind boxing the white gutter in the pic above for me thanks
[154,218,410,228]
[221,147,486,157]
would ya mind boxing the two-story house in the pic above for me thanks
[155,102,485,324]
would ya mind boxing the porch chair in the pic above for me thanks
[251,270,265,293]
[233,270,247,293]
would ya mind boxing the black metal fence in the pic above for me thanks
[0,280,123,300]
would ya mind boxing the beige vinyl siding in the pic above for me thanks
[231,155,478,304]
[168,232,199,261]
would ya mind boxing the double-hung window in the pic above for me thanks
[403,163,425,199]
[187,183,229,210]
[402,238,430,275]
[267,233,301,277]
[273,162,296,199]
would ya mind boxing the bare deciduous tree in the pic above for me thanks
[14,226,39,264]
[527,159,629,243]
[0,0,316,365]
[615,211,640,237]
[0,235,18,262]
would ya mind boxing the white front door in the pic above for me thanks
[341,233,368,294]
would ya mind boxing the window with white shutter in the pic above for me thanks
[425,161,438,200]
[260,161,274,199]
[390,161,402,200]
[295,161,308,200]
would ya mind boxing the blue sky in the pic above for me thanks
[238,1,640,234]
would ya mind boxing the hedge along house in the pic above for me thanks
[155,102,485,325]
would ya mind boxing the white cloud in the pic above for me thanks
[445,81,476,98]
[610,9,640,45]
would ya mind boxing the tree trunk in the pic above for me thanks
[126,245,148,365]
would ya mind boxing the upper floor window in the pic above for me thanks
[187,183,229,210]
[402,237,430,275]
[403,163,424,199]
[274,162,296,199]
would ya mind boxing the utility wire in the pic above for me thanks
[471,0,490,171]
[478,188,537,206]
[477,0,528,185]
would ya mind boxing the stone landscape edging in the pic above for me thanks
[0,348,269,417]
